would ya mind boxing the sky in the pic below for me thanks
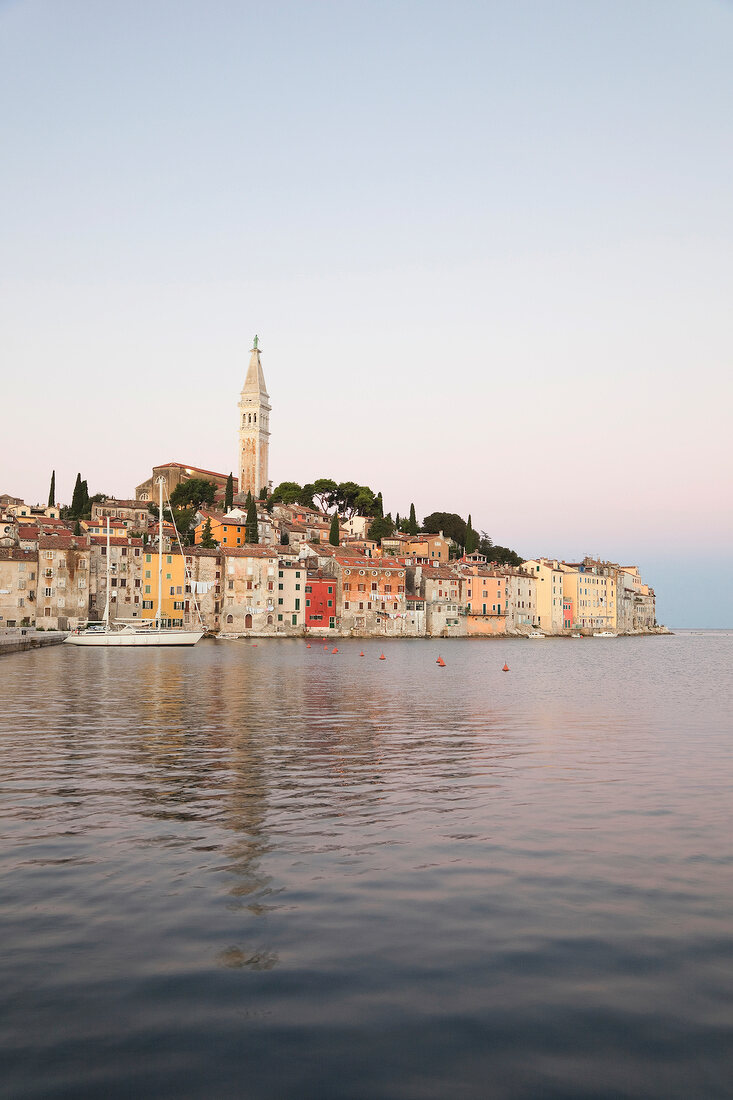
[1,0,731,627]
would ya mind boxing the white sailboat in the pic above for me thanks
[65,478,204,647]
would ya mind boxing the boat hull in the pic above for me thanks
[65,630,204,647]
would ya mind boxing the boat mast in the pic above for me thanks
[104,516,111,629]
[155,476,163,628]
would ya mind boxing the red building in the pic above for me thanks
[563,597,573,629]
[305,571,337,631]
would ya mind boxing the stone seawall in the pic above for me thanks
[0,631,67,656]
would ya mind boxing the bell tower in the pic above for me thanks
[238,335,271,498]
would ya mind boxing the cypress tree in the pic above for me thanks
[329,512,340,546]
[81,480,90,516]
[73,519,81,536]
[245,496,259,543]
[374,491,383,518]
[200,517,217,548]
[70,473,82,517]
[407,503,419,535]
[465,514,478,555]
[47,470,55,508]
[225,472,234,513]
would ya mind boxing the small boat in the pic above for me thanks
[571,632,582,638]
[527,631,546,639]
[593,631,617,638]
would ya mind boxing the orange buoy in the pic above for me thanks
[332,647,338,653]
[379,653,386,660]
[306,643,311,648]
[324,645,328,650]
[502,662,509,672]
[437,656,446,667]
[359,651,365,657]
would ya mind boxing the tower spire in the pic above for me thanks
[238,335,271,498]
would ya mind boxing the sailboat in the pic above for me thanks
[65,478,204,647]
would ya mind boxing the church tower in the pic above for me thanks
[238,335,271,498]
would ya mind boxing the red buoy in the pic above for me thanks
[379,653,386,660]
[306,643,311,648]
[359,651,365,657]
[437,656,446,667]
[332,647,338,654]
[502,662,509,672]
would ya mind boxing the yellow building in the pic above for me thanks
[560,559,617,631]
[140,547,187,626]
[523,559,565,634]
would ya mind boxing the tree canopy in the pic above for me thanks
[170,478,217,510]
[421,512,467,545]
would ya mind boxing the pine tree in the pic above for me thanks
[245,496,259,543]
[225,472,234,513]
[329,512,340,546]
[47,470,55,508]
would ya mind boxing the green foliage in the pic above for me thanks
[245,497,259,543]
[421,512,467,546]
[465,514,479,555]
[312,478,338,511]
[170,478,217,510]
[374,491,383,518]
[477,532,522,566]
[406,503,419,535]
[299,483,315,507]
[200,517,218,548]
[280,529,290,545]
[73,519,81,536]
[69,473,91,519]
[368,514,395,542]
[329,513,340,546]
[47,470,55,508]
[270,481,305,505]
[225,473,234,513]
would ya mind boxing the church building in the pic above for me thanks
[238,336,271,498]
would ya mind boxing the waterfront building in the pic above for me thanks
[220,546,279,633]
[460,566,508,635]
[329,555,408,636]
[304,571,338,632]
[137,545,187,626]
[238,336,271,498]
[504,568,538,632]
[522,558,566,633]
[616,566,656,632]
[183,547,222,633]
[404,532,452,564]
[275,561,307,633]
[36,534,91,630]
[418,565,467,637]
[0,547,37,628]
[560,558,617,631]
[87,535,144,622]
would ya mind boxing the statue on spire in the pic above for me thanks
[253,334,259,350]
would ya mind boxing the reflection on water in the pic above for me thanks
[1,634,733,1099]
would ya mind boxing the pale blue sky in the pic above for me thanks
[1,1,731,626]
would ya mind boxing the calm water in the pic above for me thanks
[1,633,732,1099]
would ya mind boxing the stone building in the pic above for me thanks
[238,336,271,498]
[522,558,566,634]
[136,463,236,502]
[418,565,467,637]
[503,568,537,632]
[87,535,144,622]
[36,534,91,630]
[183,547,222,633]
[328,555,408,636]
[0,547,37,627]
[91,498,150,531]
[220,546,279,634]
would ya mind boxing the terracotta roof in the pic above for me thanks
[184,547,221,558]
[155,462,237,483]
[222,546,279,559]
[38,535,90,550]
[0,548,36,561]
[89,535,143,547]
[17,525,40,538]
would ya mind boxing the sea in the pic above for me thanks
[1,631,732,1099]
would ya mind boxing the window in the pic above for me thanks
[327,600,333,608]
[145,585,151,594]
[143,600,153,609]
[44,587,52,597]
[344,601,350,610]
[146,554,151,563]
[292,614,297,626]
[295,599,300,611]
